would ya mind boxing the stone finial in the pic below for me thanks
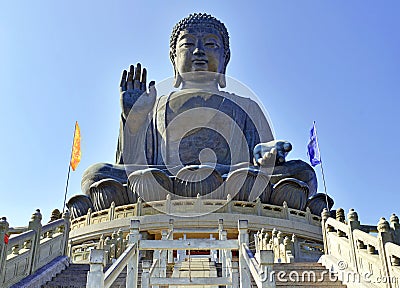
[62,209,70,218]
[336,208,345,222]
[264,232,270,242]
[0,216,9,232]
[283,201,288,209]
[49,209,61,222]
[112,231,118,240]
[291,234,297,242]
[390,214,399,225]
[377,217,390,233]
[347,208,358,222]
[283,236,291,247]
[321,208,330,221]
[272,228,277,237]
[105,237,111,245]
[31,209,42,222]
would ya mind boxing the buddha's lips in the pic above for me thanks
[192,59,208,64]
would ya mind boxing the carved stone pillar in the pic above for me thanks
[28,209,42,274]
[0,217,9,284]
[62,210,70,256]
[347,208,360,272]
[86,249,105,288]
[390,213,400,245]
[238,220,251,288]
[126,219,140,287]
[377,217,392,287]
[321,208,331,256]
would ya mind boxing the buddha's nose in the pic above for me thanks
[193,42,205,56]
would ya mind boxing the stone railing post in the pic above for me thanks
[255,198,262,216]
[166,194,172,214]
[305,207,312,224]
[62,210,70,256]
[108,202,115,221]
[231,261,239,288]
[86,249,105,288]
[28,209,42,274]
[283,236,294,263]
[259,250,275,288]
[336,208,346,237]
[321,208,330,255]
[377,217,393,287]
[291,234,300,261]
[226,194,233,213]
[141,260,151,288]
[221,230,227,276]
[168,219,174,263]
[86,208,92,226]
[281,202,289,219]
[0,216,9,284]
[126,219,140,287]
[135,198,142,216]
[347,208,360,272]
[218,219,224,263]
[390,214,400,245]
[238,219,251,287]
[160,230,167,278]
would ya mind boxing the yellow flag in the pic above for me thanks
[70,121,81,171]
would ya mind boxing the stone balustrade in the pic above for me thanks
[320,208,400,288]
[254,227,324,264]
[70,229,127,264]
[0,209,70,288]
[70,197,321,231]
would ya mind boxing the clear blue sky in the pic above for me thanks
[1,1,399,227]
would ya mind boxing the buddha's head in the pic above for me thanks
[170,13,231,88]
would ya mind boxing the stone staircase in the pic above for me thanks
[273,262,347,287]
[41,262,139,288]
[41,261,345,288]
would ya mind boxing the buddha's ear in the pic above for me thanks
[173,70,182,88]
[170,51,182,88]
[218,73,226,88]
[218,50,231,88]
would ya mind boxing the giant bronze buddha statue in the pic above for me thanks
[67,13,333,218]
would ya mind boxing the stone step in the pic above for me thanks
[42,263,142,288]
[274,262,346,288]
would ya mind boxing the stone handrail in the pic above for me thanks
[104,243,136,288]
[0,209,70,288]
[149,258,159,276]
[70,198,321,232]
[320,208,400,288]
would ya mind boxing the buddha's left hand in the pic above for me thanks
[253,140,292,166]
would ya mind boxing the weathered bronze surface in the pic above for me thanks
[68,13,331,218]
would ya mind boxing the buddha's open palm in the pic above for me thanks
[120,63,156,121]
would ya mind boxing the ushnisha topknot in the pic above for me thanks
[170,13,230,65]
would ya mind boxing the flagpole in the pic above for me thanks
[63,123,77,213]
[314,121,330,211]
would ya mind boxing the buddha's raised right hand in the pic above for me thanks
[120,64,156,133]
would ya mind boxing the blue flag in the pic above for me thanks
[307,122,321,166]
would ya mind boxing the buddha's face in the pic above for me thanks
[175,27,226,80]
